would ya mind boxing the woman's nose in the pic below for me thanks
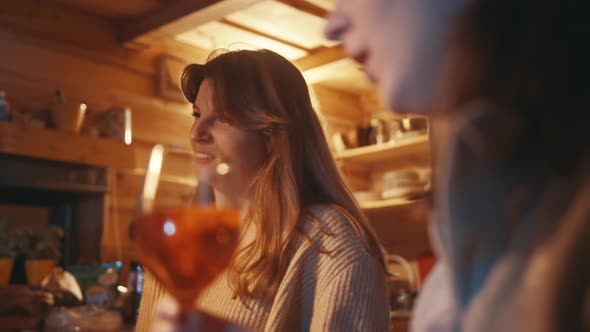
[190,120,212,143]
[324,11,350,41]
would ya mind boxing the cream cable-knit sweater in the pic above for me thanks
[135,205,390,331]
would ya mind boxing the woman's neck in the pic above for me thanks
[213,190,248,219]
[214,189,257,247]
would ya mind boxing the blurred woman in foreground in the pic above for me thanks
[325,0,590,331]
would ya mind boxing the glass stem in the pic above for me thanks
[175,308,198,332]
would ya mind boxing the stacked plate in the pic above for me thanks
[380,169,428,200]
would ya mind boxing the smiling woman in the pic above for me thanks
[188,78,267,205]
[135,49,390,332]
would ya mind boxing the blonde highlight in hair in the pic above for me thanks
[181,49,386,301]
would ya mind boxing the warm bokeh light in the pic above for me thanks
[124,108,132,145]
[142,144,165,213]
[216,162,230,175]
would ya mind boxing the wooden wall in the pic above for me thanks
[0,205,50,230]
[0,0,364,274]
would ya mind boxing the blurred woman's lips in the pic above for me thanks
[351,49,369,66]
[194,152,215,164]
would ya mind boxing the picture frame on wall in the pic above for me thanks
[157,54,190,102]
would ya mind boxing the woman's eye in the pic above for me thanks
[191,111,201,119]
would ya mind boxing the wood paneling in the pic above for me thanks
[133,142,196,181]
[0,0,210,72]
[0,205,50,230]
[114,172,194,207]
[303,57,374,93]
[0,35,154,98]
[360,89,387,115]
[312,84,363,124]
[0,0,154,75]
[366,200,431,258]
[53,0,161,19]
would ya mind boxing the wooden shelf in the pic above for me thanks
[335,134,430,168]
[0,122,135,169]
[335,134,432,258]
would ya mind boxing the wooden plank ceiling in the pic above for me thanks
[51,0,375,94]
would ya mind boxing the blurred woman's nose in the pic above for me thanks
[189,120,211,144]
[324,11,350,41]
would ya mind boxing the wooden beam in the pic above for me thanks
[220,18,309,51]
[295,45,346,71]
[118,0,266,47]
[277,0,329,18]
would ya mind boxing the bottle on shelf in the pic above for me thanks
[126,260,144,325]
[385,118,403,143]
[369,118,386,145]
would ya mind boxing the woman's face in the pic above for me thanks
[189,79,267,196]
[324,0,466,115]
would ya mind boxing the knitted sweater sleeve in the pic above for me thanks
[135,272,165,332]
[310,252,390,332]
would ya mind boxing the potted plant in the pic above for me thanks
[21,225,64,286]
[0,219,16,285]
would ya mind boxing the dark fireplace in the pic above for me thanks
[0,154,108,283]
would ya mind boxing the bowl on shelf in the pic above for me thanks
[379,169,428,200]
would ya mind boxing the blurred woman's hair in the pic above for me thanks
[181,49,386,300]
[443,1,590,330]
[444,0,590,173]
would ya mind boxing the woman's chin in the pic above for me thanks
[381,83,435,116]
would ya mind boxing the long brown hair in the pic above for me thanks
[444,0,590,173]
[181,49,386,300]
